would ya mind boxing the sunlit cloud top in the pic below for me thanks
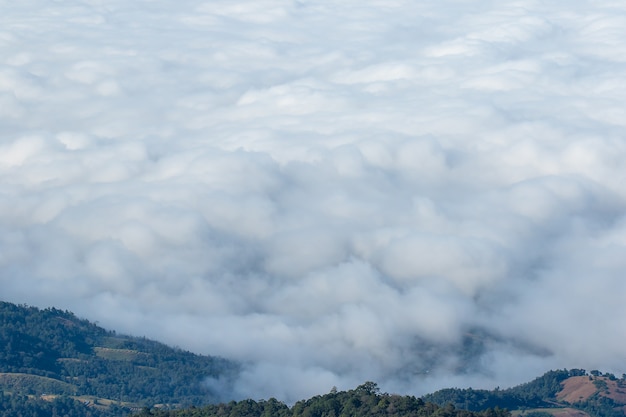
[2,0,626,403]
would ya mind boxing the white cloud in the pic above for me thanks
[2,0,626,404]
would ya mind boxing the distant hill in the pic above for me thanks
[128,371,626,417]
[132,381,511,417]
[423,369,626,417]
[0,300,238,416]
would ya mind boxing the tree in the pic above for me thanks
[356,382,379,395]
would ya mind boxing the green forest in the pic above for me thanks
[133,382,510,417]
[0,300,236,415]
[0,391,112,417]
[423,369,626,417]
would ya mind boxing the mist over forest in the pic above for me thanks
[2,0,626,404]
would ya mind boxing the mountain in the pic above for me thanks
[132,381,511,417]
[131,371,626,417]
[2,300,625,417]
[0,300,237,416]
[422,369,626,417]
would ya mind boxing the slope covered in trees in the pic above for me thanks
[137,371,626,417]
[0,300,237,415]
[0,391,113,417]
[133,382,510,417]
[423,369,626,417]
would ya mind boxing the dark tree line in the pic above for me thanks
[133,382,511,417]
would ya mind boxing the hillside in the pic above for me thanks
[557,376,626,405]
[0,301,237,416]
[131,382,511,417]
[127,371,626,417]
[423,369,626,417]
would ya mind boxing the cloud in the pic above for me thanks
[2,0,626,404]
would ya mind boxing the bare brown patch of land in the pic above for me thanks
[605,380,626,404]
[557,376,626,404]
[549,408,590,417]
[513,408,590,417]
[558,376,598,403]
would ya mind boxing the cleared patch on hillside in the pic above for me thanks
[605,381,626,404]
[73,394,143,411]
[549,408,590,417]
[57,357,88,363]
[557,376,597,403]
[557,376,626,404]
[514,407,589,417]
[94,347,147,361]
[0,373,76,395]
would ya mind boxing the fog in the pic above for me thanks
[2,0,626,403]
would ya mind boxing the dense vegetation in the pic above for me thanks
[132,382,510,417]
[0,301,237,415]
[0,391,112,417]
[422,369,583,410]
[423,369,626,417]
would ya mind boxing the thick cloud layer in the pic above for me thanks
[2,0,626,403]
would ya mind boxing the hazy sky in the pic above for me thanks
[2,0,626,404]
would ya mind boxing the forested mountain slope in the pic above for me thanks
[423,369,626,417]
[0,300,237,415]
[133,382,510,417]
[139,370,626,417]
